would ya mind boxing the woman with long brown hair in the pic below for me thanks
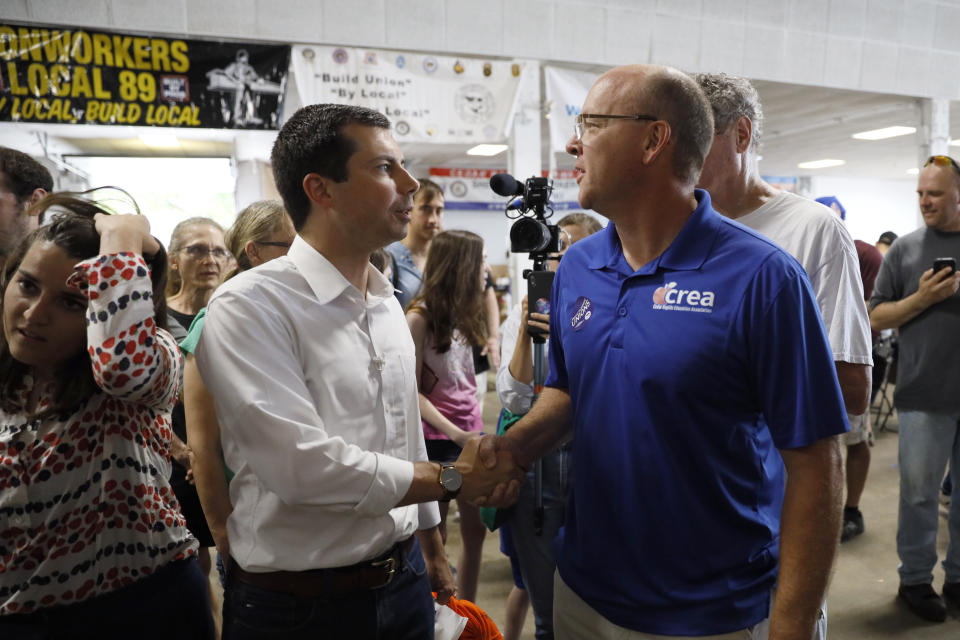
[0,193,213,638]
[406,229,489,603]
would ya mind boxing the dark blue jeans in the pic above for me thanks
[222,540,435,640]
[0,557,214,640]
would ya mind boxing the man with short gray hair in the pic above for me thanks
[695,72,873,541]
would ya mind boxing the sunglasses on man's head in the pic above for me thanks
[924,155,960,174]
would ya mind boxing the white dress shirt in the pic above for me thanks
[196,235,440,572]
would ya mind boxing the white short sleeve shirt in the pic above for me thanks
[737,191,872,366]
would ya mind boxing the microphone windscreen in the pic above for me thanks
[490,173,523,197]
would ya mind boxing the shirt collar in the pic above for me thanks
[288,235,394,308]
[587,189,719,275]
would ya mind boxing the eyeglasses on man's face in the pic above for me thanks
[574,113,659,142]
[924,155,960,174]
[181,244,230,260]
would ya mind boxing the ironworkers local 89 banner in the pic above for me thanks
[292,46,523,144]
[0,23,290,129]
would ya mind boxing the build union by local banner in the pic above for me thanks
[0,22,290,128]
[292,45,523,143]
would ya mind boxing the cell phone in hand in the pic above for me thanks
[933,257,956,275]
[526,270,555,340]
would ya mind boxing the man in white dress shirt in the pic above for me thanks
[196,103,518,639]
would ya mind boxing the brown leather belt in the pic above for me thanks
[228,537,415,597]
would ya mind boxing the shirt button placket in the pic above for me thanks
[612,300,627,349]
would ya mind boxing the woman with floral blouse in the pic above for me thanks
[0,194,214,639]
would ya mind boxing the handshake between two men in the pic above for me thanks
[446,385,572,508]
[404,396,569,510]
[448,434,526,507]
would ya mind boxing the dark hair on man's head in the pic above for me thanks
[408,230,487,354]
[0,146,54,206]
[1,192,169,418]
[271,104,391,231]
[414,178,444,205]
[692,72,763,151]
[639,69,714,184]
[877,231,898,246]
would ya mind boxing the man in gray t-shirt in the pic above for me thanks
[870,154,960,623]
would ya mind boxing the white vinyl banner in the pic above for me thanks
[544,66,597,153]
[292,46,524,144]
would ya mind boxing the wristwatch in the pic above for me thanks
[438,463,463,501]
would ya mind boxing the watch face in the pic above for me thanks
[440,466,463,492]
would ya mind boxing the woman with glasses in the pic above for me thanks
[0,194,214,638]
[223,200,295,277]
[164,217,230,589]
[166,217,229,333]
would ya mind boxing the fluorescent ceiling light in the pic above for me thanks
[797,159,846,169]
[139,133,181,148]
[949,139,960,147]
[466,144,508,156]
[906,168,919,175]
[851,126,916,140]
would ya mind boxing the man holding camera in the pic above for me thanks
[870,154,960,623]
[473,64,847,639]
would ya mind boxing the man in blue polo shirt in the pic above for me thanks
[472,64,847,639]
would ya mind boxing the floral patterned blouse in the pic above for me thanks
[0,253,196,615]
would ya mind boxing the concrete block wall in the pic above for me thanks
[4,0,960,98]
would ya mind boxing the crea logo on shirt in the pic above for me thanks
[652,282,715,313]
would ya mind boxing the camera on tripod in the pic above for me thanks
[489,172,560,343]
[489,174,560,255]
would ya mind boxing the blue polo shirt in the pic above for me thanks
[546,190,848,635]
